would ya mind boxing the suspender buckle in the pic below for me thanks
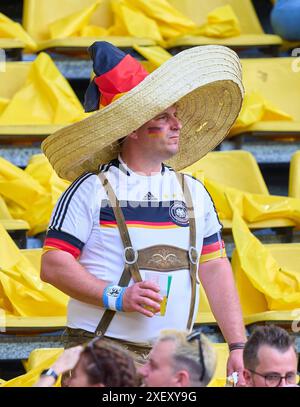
[188,246,199,265]
[124,246,138,264]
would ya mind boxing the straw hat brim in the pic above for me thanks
[42,45,244,181]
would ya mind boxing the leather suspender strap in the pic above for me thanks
[95,173,142,337]
[98,172,142,284]
[175,172,198,331]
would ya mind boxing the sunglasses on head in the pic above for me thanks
[186,330,206,382]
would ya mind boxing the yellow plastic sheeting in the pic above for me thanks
[49,0,103,39]
[1,348,63,387]
[206,178,300,226]
[133,45,172,70]
[0,62,63,137]
[195,283,216,324]
[23,0,156,50]
[289,151,300,199]
[1,62,31,100]
[124,0,196,40]
[0,98,10,116]
[0,192,30,233]
[24,348,63,373]
[195,5,241,38]
[183,151,269,195]
[183,153,300,228]
[25,154,71,205]
[0,156,69,235]
[230,58,300,137]
[0,225,68,319]
[46,0,197,43]
[0,53,85,126]
[166,0,282,48]
[232,91,293,132]
[208,343,228,387]
[232,213,300,311]
[0,12,36,52]
[0,195,13,219]
[110,0,163,42]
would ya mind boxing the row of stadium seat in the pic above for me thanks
[1,150,300,244]
[0,237,299,333]
[1,55,300,143]
[1,0,292,57]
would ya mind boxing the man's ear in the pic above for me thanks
[127,130,138,140]
[243,369,252,387]
[174,370,190,387]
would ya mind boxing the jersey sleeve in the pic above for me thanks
[43,173,100,258]
[200,186,226,263]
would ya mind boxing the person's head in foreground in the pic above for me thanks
[139,329,217,387]
[243,325,299,387]
[68,339,138,387]
[37,338,139,387]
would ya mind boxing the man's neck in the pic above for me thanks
[119,152,162,176]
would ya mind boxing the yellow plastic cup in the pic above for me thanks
[144,272,172,316]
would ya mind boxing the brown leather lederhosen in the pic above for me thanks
[95,171,199,338]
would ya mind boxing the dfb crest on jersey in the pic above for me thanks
[169,201,189,226]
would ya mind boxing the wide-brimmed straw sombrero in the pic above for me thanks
[42,41,244,182]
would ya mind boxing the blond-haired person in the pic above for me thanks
[139,329,216,387]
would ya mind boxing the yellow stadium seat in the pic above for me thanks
[230,58,300,138]
[0,60,79,141]
[0,195,30,248]
[195,283,216,325]
[21,248,42,270]
[23,0,155,53]
[1,248,67,333]
[166,0,282,51]
[1,348,63,387]
[289,151,300,199]
[184,150,295,229]
[209,343,228,387]
[0,39,24,60]
[0,219,29,232]
[0,219,29,249]
[232,243,300,325]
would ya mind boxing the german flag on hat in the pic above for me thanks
[84,41,149,112]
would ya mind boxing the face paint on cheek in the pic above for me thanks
[147,126,166,138]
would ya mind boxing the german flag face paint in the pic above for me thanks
[147,126,166,138]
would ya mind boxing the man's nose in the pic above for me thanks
[279,377,288,387]
[171,115,182,130]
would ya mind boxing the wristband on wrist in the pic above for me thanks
[102,284,126,312]
[229,342,246,352]
[40,368,59,382]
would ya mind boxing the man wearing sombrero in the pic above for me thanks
[41,42,246,385]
